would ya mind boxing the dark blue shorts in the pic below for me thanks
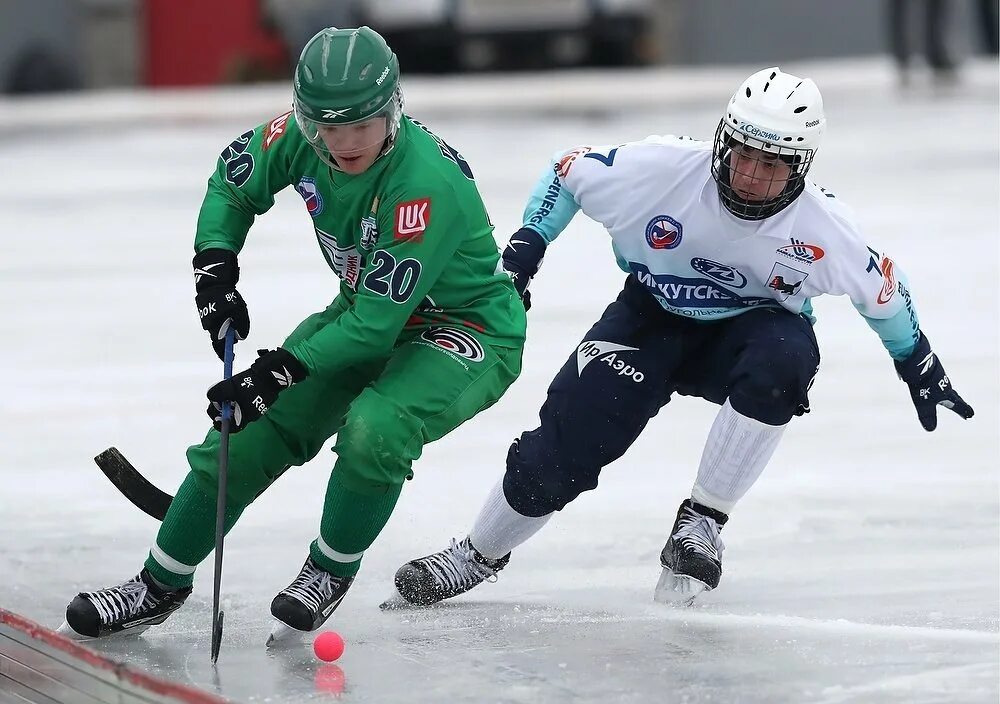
[504,276,820,516]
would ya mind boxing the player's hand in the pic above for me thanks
[894,333,974,431]
[206,348,307,432]
[502,227,547,311]
[193,248,250,360]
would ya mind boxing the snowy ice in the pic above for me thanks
[1,60,997,703]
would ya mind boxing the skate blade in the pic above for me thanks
[264,621,307,649]
[653,567,710,606]
[56,621,91,640]
[378,592,417,611]
[56,621,151,641]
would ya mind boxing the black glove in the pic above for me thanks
[206,348,307,432]
[894,332,974,431]
[193,249,250,361]
[502,227,547,311]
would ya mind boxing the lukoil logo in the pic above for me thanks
[395,198,431,240]
[263,111,291,150]
[576,340,644,383]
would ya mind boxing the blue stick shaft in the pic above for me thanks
[211,328,236,663]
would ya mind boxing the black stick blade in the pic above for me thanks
[211,610,224,663]
[94,447,173,521]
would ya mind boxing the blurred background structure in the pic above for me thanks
[0,0,997,93]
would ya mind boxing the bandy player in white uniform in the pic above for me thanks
[387,68,975,607]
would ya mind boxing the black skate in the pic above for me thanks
[386,536,510,608]
[266,557,354,647]
[655,500,728,605]
[58,569,191,639]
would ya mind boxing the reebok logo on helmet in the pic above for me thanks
[376,66,390,85]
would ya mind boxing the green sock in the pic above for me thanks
[310,471,402,578]
[144,473,246,588]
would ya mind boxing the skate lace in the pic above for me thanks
[84,576,160,625]
[282,561,338,614]
[422,538,499,592]
[675,506,725,560]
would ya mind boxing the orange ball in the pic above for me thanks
[313,630,345,662]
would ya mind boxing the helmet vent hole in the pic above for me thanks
[359,63,373,80]
[783,137,792,141]
[793,106,807,113]
[303,66,314,81]
[769,71,777,80]
[745,87,752,98]
[796,137,804,141]
[763,81,770,92]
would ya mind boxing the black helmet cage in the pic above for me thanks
[710,119,817,221]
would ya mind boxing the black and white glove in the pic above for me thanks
[894,332,974,431]
[193,248,250,361]
[502,227,547,311]
[205,348,307,432]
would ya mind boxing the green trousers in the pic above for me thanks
[145,300,522,586]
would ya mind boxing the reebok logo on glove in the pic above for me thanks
[194,261,226,284]
[272,367,295,387]
[205,348,307,432]
[894,333,973,432]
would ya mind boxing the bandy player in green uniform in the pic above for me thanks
[59,27,526,644]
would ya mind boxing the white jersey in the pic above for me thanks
[522,136,920,359]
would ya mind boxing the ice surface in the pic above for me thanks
[2,61,998,703]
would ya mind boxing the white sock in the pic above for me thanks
[690,399,787,515]
[469,481,552,560]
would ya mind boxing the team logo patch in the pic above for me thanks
[556,147,591,179]
[777,238,825,264]
[767,262,808,301]
[315,229,361,289]
[420,327,484,362]
[645,215,683,250]
[360,216,378,251]
[576,340,645,383]
[877,256,896,304]
[262,111,291,150]
[295,177,324,218]
[395,198,431,241]
[690,257,747,288]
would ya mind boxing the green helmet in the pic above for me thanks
[293,27,403,169]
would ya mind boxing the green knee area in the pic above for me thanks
[185,419,312,507]
[333,391,424,494]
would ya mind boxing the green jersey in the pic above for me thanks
[194,114,526,377]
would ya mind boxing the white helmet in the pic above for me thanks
[711,67,826,220]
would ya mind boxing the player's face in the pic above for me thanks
[728,144,793,202]
[318,117,388,174]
